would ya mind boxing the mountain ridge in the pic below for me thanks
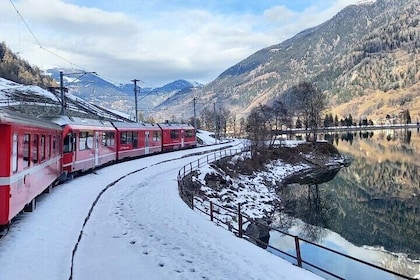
[1,0,419,124]
[187,0,419,123]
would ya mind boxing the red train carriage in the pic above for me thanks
[0,110,63,227]
[158,123,196,152]
[112,122,162,160]
[49,116,117,174]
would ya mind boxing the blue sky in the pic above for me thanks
[0,0,363,87]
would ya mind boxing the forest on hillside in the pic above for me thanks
[0,42,56,88]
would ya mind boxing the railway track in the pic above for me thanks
[0,140,240,245]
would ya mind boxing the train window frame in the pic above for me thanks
[79,131,93,150]
[40,134,46,162]
[185,130,194,138]
[63,133,73,153]
[120,131,136,146]
[23,133,30,169]
[170,130,179,139]
[46,135,51,159]
[12,133,18,173]
[32,134,39,164]
[133,132,138,148]
[102,131,115,147]
[153,131,160,141]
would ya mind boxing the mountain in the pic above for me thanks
[2,0,418,124]
[187,0,419,123]
[0,42,56,88]
[46,68,202,121]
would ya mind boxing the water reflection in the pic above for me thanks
[270,129,420,279]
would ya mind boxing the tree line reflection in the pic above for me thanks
[272,129,420,259]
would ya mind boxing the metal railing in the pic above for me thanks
[177,148,416,280]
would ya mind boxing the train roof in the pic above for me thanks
[157,123,195,129]
[0,109,62,130]
[112,121,160,129]
[44,115,114,128]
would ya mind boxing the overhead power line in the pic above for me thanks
[8,1,91,75]
[9,0,42,47]
[8,0,144,87]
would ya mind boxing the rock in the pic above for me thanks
[245,218,271,249]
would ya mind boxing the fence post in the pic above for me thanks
[238,203,243,238]
[294,236,302,267]
[210,201,214,222]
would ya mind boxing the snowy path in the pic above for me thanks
[0,140,321,280]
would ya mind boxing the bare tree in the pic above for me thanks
[246,107,271,158]
[200,107,215,131]
[287,82,325,142]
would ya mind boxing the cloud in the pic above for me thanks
[0,0,360,86]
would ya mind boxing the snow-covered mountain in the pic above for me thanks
[46,68,203,122]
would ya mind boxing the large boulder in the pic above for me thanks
[245,218,271,249]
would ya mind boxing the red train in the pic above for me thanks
[0,110,196,229]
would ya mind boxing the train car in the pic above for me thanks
[48,116,117,174]
[112,122,162,161]
[0,109,63,228]
[158,122,196,152]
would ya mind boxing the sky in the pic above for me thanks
[1,0,363,87]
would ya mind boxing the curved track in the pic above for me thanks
[0,139,321,280]
[0,141,238,279]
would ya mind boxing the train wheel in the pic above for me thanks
[24,199,36,212]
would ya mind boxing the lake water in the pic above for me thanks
[269,128,420,279]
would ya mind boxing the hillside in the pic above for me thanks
[0,42,56,88]
[2,0,419,124]
[192,0,419,123]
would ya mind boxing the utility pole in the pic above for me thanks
[219,106,222,140]
[193,97,197,142]
[213,102,217,144]
[132,79,140,122]
[59,71,96,116]
[60,71,65,115]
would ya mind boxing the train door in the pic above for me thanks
[94,131,99,166]
[145,131,150,154]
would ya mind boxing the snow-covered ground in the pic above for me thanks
[0,136,322,280]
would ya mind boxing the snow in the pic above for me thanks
[0,77,58,102]
[0,138,322,280]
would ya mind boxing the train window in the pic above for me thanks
[120,131,135,146]
[153,131,160,141]
[46,135,51,159]
[63,133,73,153]
[79,131,93,150]
[40,135,46,161]
[53,135,57,155]
[23,134,30,168]
[109,132,115,146]
[185,130,194,138]
[102,132,115,147]
[12,133,18,172]
[133,132,138,148]
[120,132,126,144]
[87,132,94,149]
[170,130,179,139]
[79,132,87,150]
[32,134,39,164]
